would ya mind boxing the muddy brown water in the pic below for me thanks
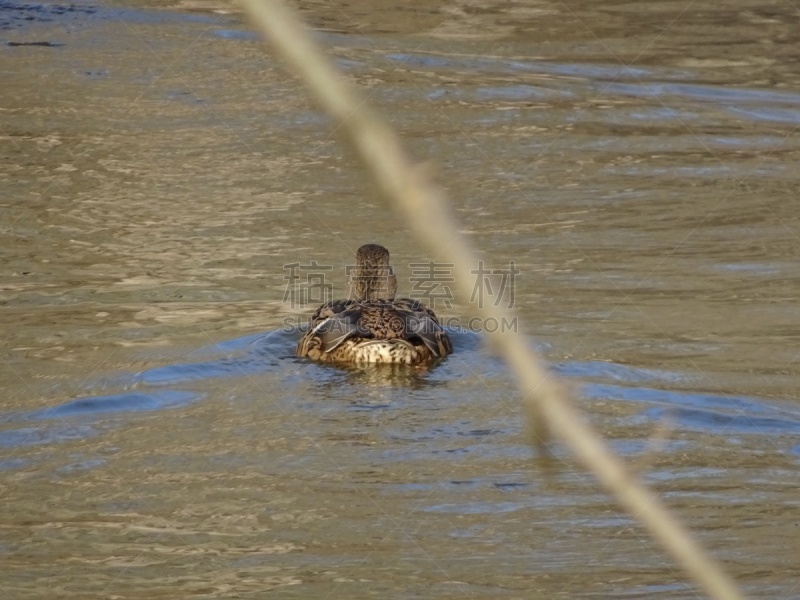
[2,0,800,597]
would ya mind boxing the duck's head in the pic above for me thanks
[349,243,398,301]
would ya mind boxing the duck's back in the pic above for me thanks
[296,298,452,364]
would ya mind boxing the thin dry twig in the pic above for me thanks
[632,412,676,475]
[241,2,746,599]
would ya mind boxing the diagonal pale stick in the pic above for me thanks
[241,2,745,599]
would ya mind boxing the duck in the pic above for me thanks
[296,243,453,365]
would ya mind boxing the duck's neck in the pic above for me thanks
[350,266,397,301]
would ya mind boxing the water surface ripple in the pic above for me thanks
[2,0,800,598]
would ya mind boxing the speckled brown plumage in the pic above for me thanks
[296,244,453,365]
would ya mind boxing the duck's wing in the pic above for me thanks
[307,299,355,323]
[298,299,453,359]
[298,300,369,355]
[386,298,453,358]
